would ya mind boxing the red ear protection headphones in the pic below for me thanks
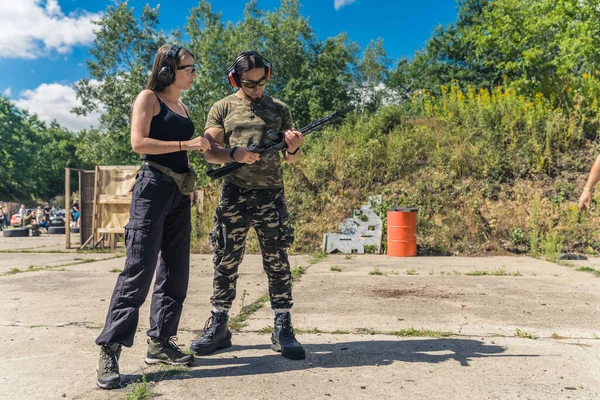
[227,51,272,88]
[158,45,183,87]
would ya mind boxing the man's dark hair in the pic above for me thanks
[235,53,267,77]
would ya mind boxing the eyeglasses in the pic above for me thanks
[177,64,197,75]
[241,75,268,89]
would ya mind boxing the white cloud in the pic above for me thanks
[0,0,102,59]
[3,87,11,97]
[334,0,357,10]
[13,82,101,131]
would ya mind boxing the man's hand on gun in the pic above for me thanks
[284,129,303,153]
[233,148,261,164]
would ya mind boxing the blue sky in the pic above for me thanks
[0,0,458,131]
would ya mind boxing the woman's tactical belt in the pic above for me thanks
[143,161,197,195]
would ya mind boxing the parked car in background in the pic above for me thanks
[49,209,66,227]
[10,213,20,227]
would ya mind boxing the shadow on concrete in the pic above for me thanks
[121,338,536,386]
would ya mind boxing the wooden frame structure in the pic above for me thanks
[86,166,138,250]
[65,168,95,249]
[67,165,205,251]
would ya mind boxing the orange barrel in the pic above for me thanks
[387,208,418,257]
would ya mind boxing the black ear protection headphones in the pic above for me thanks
[227,51,272,88]
[157,45,183,87]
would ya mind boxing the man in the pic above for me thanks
[191,51,305,360]
[21,210,40,236]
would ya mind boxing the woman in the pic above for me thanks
[190,51,306,360]
[95,44,211,390]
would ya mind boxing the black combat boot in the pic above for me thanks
[190,310,232,355]
[96,344,121,389]
[271,312,306,360]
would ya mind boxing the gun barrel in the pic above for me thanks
[206,162,245,180]
[299,105,355,135]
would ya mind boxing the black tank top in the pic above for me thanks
[143,93,194,173]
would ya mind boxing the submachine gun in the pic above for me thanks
[206,105,355,180]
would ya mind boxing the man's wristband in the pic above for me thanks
[287,147,301,155]
[230,147,238,162]
[584,186,594,192]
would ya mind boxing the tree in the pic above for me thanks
[0,97,37,199]
[402,0,499,93]
[0,97,81,201]
[407,0,600,100]
[184,0,357,128]
[181,0,360,179]
[73,2,166,166]
[354,38,391,112]
[471,0,600,99]
[73,0,365,176]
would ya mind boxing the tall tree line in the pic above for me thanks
[0,97,83,202]
[4,0,599,200]
[73,0,396,179]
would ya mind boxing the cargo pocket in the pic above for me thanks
[124,218,152,262]
[208,213,225,260]
[276,197,294,249]
[124,218,152,231]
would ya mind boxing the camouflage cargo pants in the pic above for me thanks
[210,183,295,310]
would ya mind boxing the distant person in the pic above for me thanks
[18,204,25,221]
[43,203,51,221]
[72,199,80,228]
[21,210,40,236]
[37,206,48,232]
[0,206,4,231]
[94,44,210,390]
[0,206,7,229]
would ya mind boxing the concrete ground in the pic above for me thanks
[0,233,598,400]
[0,231,80,252]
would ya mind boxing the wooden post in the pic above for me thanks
[79,170,83,246]
[91,166,100,247]
[65,168,71,249]
[109,233,116,251]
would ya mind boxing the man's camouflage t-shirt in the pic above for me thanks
[205,94,293,189]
